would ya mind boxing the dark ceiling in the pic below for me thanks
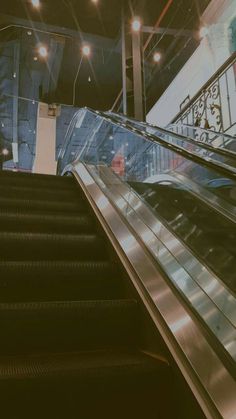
[0,0,211,110]
[0,0,122,38]
[0,0,211,171]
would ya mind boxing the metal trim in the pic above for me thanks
[65,161,236,419]
[88,165,236,362]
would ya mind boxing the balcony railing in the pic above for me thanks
[172,52,236,136]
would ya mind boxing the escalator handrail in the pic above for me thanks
[65,160,236,419]
[168,123,236,158]
[108,112,236,162]
[60,107,236,182]
[97,109,236,180]
[168,122,236,143]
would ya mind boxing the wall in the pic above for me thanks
[147,0,236,127]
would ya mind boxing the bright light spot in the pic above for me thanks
[91,0,98,3]
[1,122,4,128]
[2,148,9,156]
[109,135,113,140]
[199,26,209,39]
[13,72,16,78]
[82,45,91,57]
[97,196,109,211]
[121,235,136,253]
[153,52,161,63]
[38,45,48,58]
[27,30,32,36]
[111,150,115,154]
[31,0,40,8]
[33,56,38,61]
[88,76,91,82]
[170,315,191,334]
[132,18,142,32]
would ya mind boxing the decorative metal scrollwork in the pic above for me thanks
[173,52,236,134]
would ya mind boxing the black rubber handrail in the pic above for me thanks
[109,112,236,162]
[169,123,236,142]
[60,107,236,182]
[96,109,236,181]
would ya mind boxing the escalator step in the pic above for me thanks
[0,196,87,213]
[0,299,139,354]
[0,184,83,202]
[0,232,107,260]
[0,349,168,383]
[0,260,123,301]
[0,211,95,234]
[0,351,172,419]
[0,171,75,188]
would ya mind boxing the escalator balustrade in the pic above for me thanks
[129,181,236,293]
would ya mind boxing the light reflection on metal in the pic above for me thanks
[91,165,236,338]
[66,161,236,419]
[170,315,191,334]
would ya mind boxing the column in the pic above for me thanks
[33,102,59,175]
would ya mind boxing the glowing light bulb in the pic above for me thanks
[82,45,91,56]
[132,18,141,32]
[38,45,48,58]
[153,52,161,63]
[31,0,40,8]
[2,148,9,156]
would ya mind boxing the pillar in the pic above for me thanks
[33,102,59,175]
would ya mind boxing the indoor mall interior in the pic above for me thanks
[0,1,236,418]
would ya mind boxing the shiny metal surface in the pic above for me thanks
[107,111,236,173]
[66,161,236,419]
[89,164,236,361]
[168,171,236,223]
[58,107,236,224]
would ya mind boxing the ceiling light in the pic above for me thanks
[31,0,40,8]
[132,18,142,32]
[38,45,48,58]
[153,52,161,63]
[91,0,98,3]
[199,26,209,39]
[2,148,9,156]
[82,45,91,57]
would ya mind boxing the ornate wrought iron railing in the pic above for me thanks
[171,52,236,135]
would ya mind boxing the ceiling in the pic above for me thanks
[0,0,211,170]
[0,0,211,109]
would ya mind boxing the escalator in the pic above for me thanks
[1,108,236,418]
[0,169,186,419]
[167,123,236,153]
[129,180,236,293]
